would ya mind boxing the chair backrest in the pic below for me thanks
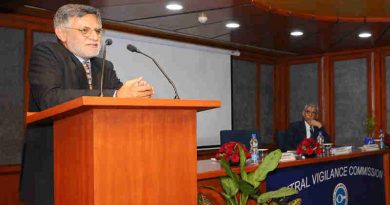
[274,130,287,152]
[220,130,260,149]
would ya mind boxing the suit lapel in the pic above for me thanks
[91,58,101,90]
[70,55,89,89]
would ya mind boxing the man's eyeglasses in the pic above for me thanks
[304,110,317,115]
[63,27,103,37]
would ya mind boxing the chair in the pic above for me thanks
[274,130,288,152]
[220,130,261,149]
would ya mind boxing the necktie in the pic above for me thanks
[82,61,93,90]
[310,126,314,136]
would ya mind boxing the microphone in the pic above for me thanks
[99,38,113,97]
[126,44,180,99]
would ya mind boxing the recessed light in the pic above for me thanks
[290,30,304,36]
[225,22,240,28]
[166,3,183,11]
[359,32,372,38]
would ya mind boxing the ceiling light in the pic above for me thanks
[166,3,183,11]
[198,12,208,24]
[359,32,372,38]
[290,30,304,36]
[225,22,240,29]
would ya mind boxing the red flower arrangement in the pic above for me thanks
[296,138,323,156]
[216,141,251,165]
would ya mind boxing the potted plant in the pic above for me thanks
[364,115,376,144]
[205,147,301,205]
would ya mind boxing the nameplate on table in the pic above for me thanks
[331,146,352,155]
[280,152,296,162]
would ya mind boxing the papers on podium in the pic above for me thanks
[360,144,380,151]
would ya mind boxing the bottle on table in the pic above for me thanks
[378,129,385,149]
[317,131,324,146]
[250,133,259,165]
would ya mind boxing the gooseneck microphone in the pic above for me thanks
[126,44,180,99]
[99,38,113,97]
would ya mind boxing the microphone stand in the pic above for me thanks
[138,51,180,99]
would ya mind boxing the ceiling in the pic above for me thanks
[4,0,390,55]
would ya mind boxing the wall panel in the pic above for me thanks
[232,59,257,130]
[0,27,25,165]
[386,56,390,131]
[260,64,274,143]
[334,58,367,146]
[289,63,318,122]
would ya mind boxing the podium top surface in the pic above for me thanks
[26,96,221,124]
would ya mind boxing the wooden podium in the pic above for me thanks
[26,97,220,205]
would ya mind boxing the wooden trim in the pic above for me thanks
[0,13,53,32]
[384,152,390,205]
[256,63,261,130]
[273,62,289,130]
[198,149,390,180]
[322,55,333,141]
[235,51,278,63]
[27,97,221,124]
[380,48,390,132]
[24,28,32,128]
[104,20,293,57]
[0,165,20,175]
[252,2,390,23]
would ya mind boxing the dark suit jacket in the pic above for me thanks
[285,120,330,150]
[20,41,123,205]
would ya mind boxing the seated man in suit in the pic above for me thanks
[20,4,154,205]
[285,104,330,150]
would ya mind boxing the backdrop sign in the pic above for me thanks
[266,155,385,204]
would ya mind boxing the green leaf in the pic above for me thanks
[238,146,248,181]
[287,198,302,205]
[220,155,239,183]
[248,149,282,187]
[257,187,298,204]
[238,180,256,195]
[220,177,239,197]
[239,193,249,205]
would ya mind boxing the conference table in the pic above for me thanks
[197,149,390,205]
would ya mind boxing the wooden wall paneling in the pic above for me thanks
[236,51,278,64]
[0,13,53,32]
[24,28,32,128]
[383,152,390,205]
[371,49,382,135]
[379,47,390,132]
[321,54,334,141]
[317,59,324,128]
[273,61,289,130]
[328,55,336,142]
[0,165,22,205]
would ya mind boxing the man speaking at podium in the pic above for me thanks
[20,4,153,205]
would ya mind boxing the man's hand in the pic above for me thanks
[116,77,154,98]
[307,120,322,128]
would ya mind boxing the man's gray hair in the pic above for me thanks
[303,104,319,112]
[53,4,101,28]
